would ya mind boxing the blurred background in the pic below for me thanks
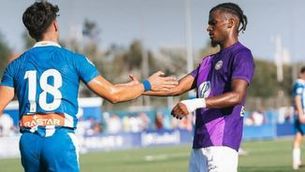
[0,0,305,171]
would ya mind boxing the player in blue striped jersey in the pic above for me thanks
[292,67,305,170]
[0,2,177,172]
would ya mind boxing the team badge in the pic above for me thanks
[240,106,245,117]
[198,81,211,98]
[215,60,223,70]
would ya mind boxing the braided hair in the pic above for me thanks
[210,2,247,33]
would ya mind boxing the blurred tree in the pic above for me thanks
[248,59,278,98]
[196,41,219,64]
[0,33,11,76]
[82,19,100,41]
[82,19,100,61]
[108,40,144,81]
[281,64,293,96]
[104,46,128,82]
[124,40,143,71]
[248,59,293,98]
[22,30,35,50]
[80,19,103,97]
[157,48,187,76]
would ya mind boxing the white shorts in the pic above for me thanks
[189,146,238,172]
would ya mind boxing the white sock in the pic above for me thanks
[293,148,301,166]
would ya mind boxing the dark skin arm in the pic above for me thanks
[206,79,248,108]
[171,79,249,119]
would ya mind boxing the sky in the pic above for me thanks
[0,0,305,62]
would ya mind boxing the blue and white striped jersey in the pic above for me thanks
[0,41,99,129]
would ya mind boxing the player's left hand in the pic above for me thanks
[171,102,189,119]
[147,71,178,91]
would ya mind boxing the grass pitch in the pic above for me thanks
[0,138,301,172]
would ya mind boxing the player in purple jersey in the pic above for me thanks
[144,2,255,172]
[292,67,305,170]
[0,2,177,172]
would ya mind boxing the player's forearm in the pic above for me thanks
[0,86,14,112]
[109,83,145,103]
[144,88,181,97]
[296,105,304,116]
[205,79,248,109]
[206,91,244,108]
[143,91,175,96]
[143,79,192,97]
[173,91,244,119]
[295,96,304,116]
[87,76,143,103]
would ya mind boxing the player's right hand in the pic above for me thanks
[171,102,189,119]
[147,71,178,91]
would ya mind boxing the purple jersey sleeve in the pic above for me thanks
[191,65,199,78]
[191,56,212,79]
[232,49,255,84]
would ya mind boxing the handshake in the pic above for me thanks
[125,71,178,92]
[128,71,206,120]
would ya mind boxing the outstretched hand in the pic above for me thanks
[147,71,178,91]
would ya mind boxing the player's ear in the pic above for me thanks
[227,18,235,29]
[53,20,59,32]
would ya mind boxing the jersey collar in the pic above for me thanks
[33,41,61,48]
[297,79,305,84]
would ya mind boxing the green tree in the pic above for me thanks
[157,48,187,76]
[249,59,276,97]
[247,59,293,98]
[107,40,144,81]
[0,33,11,76]
[124,40,143,70]
[22,30,35,50]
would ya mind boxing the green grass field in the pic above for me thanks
[0,138,302,172]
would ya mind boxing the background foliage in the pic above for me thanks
[0,20,303,110]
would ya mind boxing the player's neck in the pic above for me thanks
[220,37,238,50]
[40,33,59,44]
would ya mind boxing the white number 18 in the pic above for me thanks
[24,69,63,112]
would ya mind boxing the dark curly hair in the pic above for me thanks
[22,2,59,41]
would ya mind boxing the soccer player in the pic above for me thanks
[0,2,177,172]
[144,2,255,172]
[292,67,305,170]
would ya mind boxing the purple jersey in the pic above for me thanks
[191,42,255,151]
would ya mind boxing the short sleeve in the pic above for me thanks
[191,56,212,79]
[296,86,303,95]
[294,82,304,96]
[74,55,99,84]
[0,63,15,87]
[191,66,199,78]
[232,50,255,84]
